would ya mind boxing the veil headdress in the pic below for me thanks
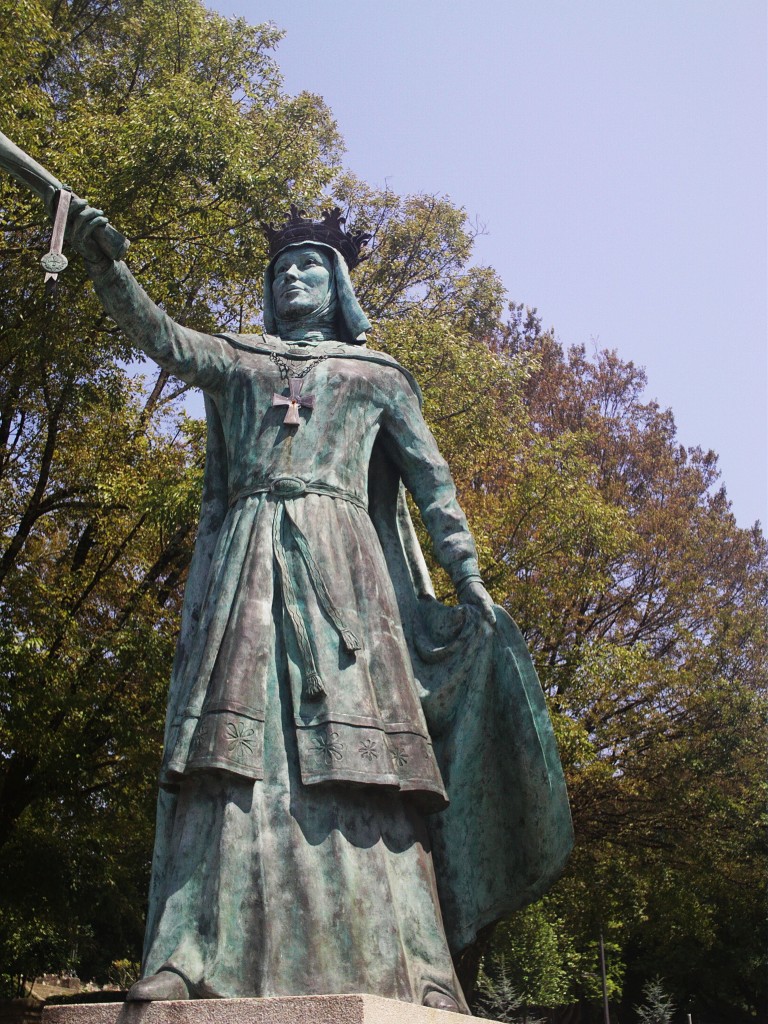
[262,206,371,344]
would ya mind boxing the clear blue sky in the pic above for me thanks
[212,0,766,529]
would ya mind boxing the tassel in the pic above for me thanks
[303,672,326,701]
[341,629,362,652]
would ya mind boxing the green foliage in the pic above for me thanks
[107,959,141,990]
[474,953,545,1024]
[0,908,75,997]
[331,173,506,334]
[480,907,575,1007]
[634,977,675,1024]
[454,328,768,1018]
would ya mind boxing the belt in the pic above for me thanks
[229,476,368,512]
[230,477,364,702]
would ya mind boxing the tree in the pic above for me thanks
[0,1,510,979]
[478,906,575,1011]
[634,977,675,1024]
[331,172,506,333]
[474,953,545,1024]
[454,326,768,1019]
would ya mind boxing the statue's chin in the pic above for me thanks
[276,303,313,321]
[275,294,329,321]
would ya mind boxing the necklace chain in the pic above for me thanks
[269,350,329,383]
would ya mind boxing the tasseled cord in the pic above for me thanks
[303,672,327,701]
[300,631,360,700]
[341,629,362,652]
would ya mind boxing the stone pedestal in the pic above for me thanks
[43,996,473,1024]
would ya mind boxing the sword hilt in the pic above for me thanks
[60,189,131,262]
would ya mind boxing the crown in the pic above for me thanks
[263,205,371,270]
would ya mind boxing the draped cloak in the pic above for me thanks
[86,256,573,1003]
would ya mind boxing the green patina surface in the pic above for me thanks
[63,203,573,1008]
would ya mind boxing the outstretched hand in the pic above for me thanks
[457,579,496,627]
[46,192,113,266]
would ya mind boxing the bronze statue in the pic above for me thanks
[5,142,572,1011]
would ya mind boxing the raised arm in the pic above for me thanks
[379,369,495,624]
[59,197,231,390]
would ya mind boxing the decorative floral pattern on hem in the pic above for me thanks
[190,725,210,752]
[298,724,441,784]
[226,720,255,761]
[388,744,409,768]
[313,729,344,765]
[359,738,378,761]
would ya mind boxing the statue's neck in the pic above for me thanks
[277,321,337,342]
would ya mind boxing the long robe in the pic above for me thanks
[88,259,573,1007]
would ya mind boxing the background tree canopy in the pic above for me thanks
[0,2,765,1021]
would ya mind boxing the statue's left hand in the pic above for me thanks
[457,579,496,626]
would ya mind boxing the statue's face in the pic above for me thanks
[271,245,333,320]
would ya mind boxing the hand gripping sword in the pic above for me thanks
[0,129,130,281]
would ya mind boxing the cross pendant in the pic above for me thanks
[272,377,316,426]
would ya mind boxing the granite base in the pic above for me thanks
[43,996,473,1024]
